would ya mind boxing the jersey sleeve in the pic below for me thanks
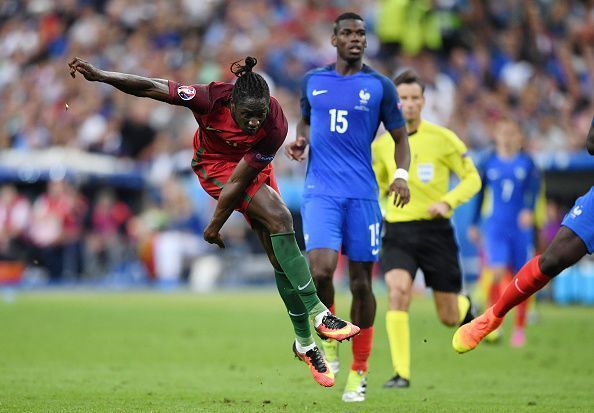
[243,97,289,169]
[441,131,482,209]
[299,72,313,123]
[378,75,405,131]
[166,81,210,114]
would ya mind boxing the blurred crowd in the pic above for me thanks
[0,0,593,281]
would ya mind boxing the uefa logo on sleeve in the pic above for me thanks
[177,85,196,100]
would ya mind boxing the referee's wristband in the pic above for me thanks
[393,168,409,182]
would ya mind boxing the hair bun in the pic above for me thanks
[244,56,257,70]
[230,56,258,78]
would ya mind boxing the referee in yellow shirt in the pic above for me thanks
[372,69,481,388]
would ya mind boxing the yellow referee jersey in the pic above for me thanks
[372,120,481,222]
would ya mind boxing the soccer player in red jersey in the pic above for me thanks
[453,118,594,353]
[68,56,361,387]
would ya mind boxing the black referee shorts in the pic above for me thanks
[380,218,462,293]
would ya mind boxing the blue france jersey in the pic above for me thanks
[300,64,405,199]
[474,151,541,228]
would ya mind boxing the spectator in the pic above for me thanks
[28,178,87,282]
[84,188,132,277]
[152,178,208,285]
[0,184,31,261]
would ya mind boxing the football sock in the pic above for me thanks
[515,299,528,329]
[493,256,551,318]
[457,295,471,325]
[274,269,314,346]
[270,232,327,319]
[351,326,374,372]
[386,311,410,380]
[295,340,317,354]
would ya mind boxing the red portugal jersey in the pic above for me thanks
[166,81,288,169]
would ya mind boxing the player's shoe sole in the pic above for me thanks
[293,343,335,387]
[315,313,360,342]
[452,307,504,354]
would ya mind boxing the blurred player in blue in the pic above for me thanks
[469,117,541,347]
[285,12,410,402]
[454,117,594,354]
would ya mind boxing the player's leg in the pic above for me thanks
[246,186,324,317]
[418,219,473,329]
[308,249,339,310]
[453,227,588,354]
[481,230,511,341]
[490,191,590,310]
[251,220,335,387]
[308,249,341,374]
[433,292,462,327]
[301,196,347,369]
[339,261,375,402]
[381,221,418,389]
[251,221,313,346]
[247,186,359,341]
[301,196,343,308]
[510,230,535,347]
[497,227,587,315]
[383,268,413,388]
[429,276,473,329]
[340,199,380,401]
[454,190,594,353]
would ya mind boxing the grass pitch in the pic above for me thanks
[1,288,593,412]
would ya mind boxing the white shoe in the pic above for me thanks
[342,370,367,402]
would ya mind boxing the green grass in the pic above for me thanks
[1,289,594,412]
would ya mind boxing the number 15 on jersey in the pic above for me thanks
[329,109,349,133]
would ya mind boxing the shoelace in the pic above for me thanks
[322,314,347,329]
[305,347,328,373]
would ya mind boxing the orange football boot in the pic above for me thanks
[453,306,504,354]
[293,343,335,387]
[315,313,360,342]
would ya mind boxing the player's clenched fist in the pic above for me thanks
[68,57,103,82]
[285,136,308,161]
[203,225,225,249]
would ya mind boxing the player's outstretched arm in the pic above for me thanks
[68,57,171,103]
[203,159,263,249]
[387,126,411,207]
[587,119,594,155]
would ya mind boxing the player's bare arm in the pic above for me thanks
[68,57,170,102]
[285,117,310,161]
[587,120,594,155]
[388,125,411,208]
[203,159,263,249]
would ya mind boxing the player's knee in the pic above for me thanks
[438,312,458,327]
[311,264,334,286]
[349,277,372,298]
[388,283,410,308]
[266,205,294,234]
[538,252,564,277]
